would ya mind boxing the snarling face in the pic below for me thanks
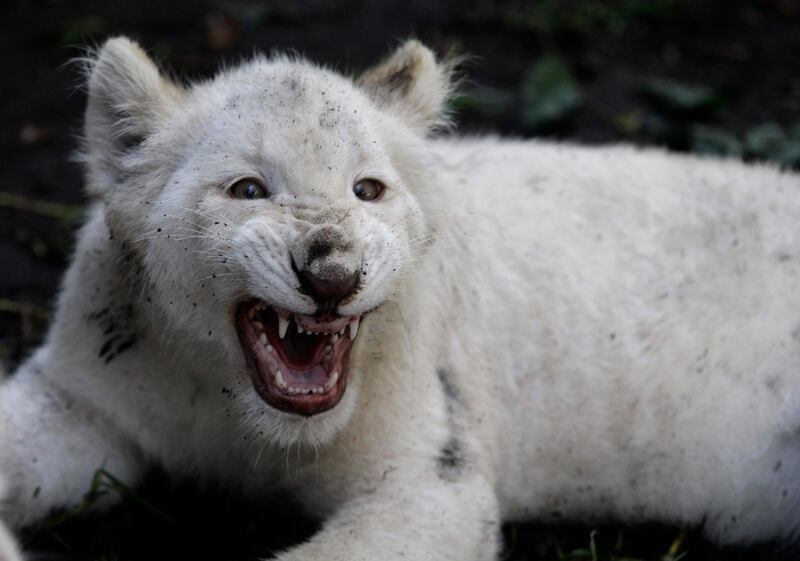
[85,38,451,439]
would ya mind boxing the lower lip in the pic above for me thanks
[250,365,349,416]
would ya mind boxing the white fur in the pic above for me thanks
[0,500,20,561]
[0,418,21,561]
[1,37,799,560]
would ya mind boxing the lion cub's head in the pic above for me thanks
[81,37,453,435]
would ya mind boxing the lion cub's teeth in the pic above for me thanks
[324,371,339,390]
[297,323,303,334]
[349,317,360,340]
[274,370,287,389]
[253,320,264,331]
[278,316,289,339]
[259,332,267,345]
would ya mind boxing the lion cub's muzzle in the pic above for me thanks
[291,223,362,313]
[233,222,368,416]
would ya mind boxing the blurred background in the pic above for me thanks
[1,1,799,560]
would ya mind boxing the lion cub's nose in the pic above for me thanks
[297,267,359,310]
[292,224,361,310]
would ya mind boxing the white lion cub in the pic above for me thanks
[1,36,799,560]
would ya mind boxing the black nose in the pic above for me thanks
[297,266,359,310]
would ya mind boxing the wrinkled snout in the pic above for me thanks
[292,224,362,311]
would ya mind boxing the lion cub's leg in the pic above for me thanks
[0,476,21,561]
[280,469,500,561]
[0,361,145,532]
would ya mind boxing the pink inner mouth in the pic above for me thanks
[234,301,360,416]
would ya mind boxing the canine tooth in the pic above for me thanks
[325,371,339,390]
[333,333,340,343]
[297,323,303,334]
[278,316,289,339]
[259,333,267,345]
[275,370,287,389]
[349,317,360,340]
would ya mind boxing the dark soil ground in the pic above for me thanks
[1,1,799,560]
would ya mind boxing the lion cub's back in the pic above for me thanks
[427,138,800,542]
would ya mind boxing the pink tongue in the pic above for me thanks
[284,365,330,388]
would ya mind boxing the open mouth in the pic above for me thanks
[234,300,361,416]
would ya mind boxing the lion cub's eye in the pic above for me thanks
[230,178,268,200]
[353,179,385,202]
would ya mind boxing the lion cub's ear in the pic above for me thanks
[357,40,455,135]
[83,37,183,195]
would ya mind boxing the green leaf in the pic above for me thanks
[744,123,786,157]
[452,86,514,120]
[743,123,800,168]
[521,56,582,129]
[690,125,742,157]
[642,78,721,114]
[776,140,800,169]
